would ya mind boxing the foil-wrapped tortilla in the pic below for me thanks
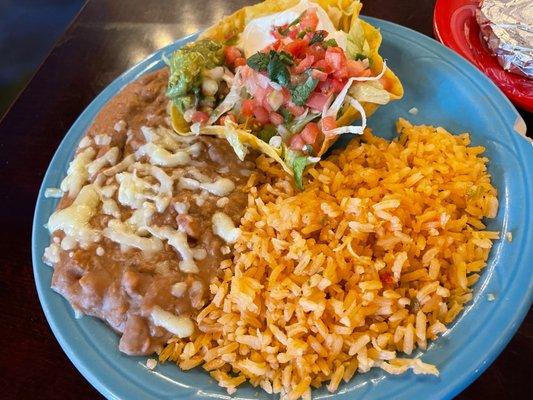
[476,0,533,79]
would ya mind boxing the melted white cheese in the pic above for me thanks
[103,219,163,253]
[48,184,101,247]
[150,306,194,338]
[212,212,240,244]
[60,147,96,197]
[116,172,155,210]
[147,226,199,274]
[87,147,119,177]
[240,0,347,57]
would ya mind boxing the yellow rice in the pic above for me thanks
[159,118,499,399]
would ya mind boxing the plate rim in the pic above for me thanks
[32,16,533,400]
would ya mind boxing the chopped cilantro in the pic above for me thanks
[278,51,294,66]
[247,52,269,71]
[290,75,318,106]
[267,51,291,87]
[280,107,294,124]
[247,51,293,87]
[309,30,327,45]
[322,39,338,48]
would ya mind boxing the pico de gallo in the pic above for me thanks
[165,3,392,188]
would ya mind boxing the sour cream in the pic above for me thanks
[240,0,347,57]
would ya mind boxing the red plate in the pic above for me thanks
[434,0,533,112]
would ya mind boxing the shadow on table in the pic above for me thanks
[0,0,85,117]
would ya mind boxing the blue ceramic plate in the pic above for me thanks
[32,17,533,400]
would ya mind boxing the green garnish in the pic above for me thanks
[280,107,294,124]
[247,52,269,71]
[247,50,294,87]
[285,149,309,190]
[290,75,318,106]
[309,31,327,45]
[164,40,224,112]
[354,52,367,61]
[258,124,277,143]
[322,38,338,48]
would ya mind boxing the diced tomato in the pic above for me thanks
[191,111,209,123]
[293,54,315,74]
[306,91,329,111]
[333,67,348,80]
[321,116,337,132]
[254,86,269,106]
[219,114,237,125]
[252,105,270,125]
[313,59,332,74]
[289,134,306,150]
[331,78,346,93]
[270,111,284,125]
[300,10,319,31]
[281,87,292,103]
[311,69,328,81]
[288,29,299,40]
[241,99,255,117]
[224,46,242,65]
[300,122,320,145]
[346,59,367,77]
[379,76,392,91]
[325,47,346,71]
[284,39,308,58]
[234,57,247,67]
[286,101,306,117]
[306,44,326,63]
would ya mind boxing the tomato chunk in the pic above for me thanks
[294,54,315,74]
[224,46,242,65]
[289,134,306,150]
[300,122,320,145]
[321,116,337,132]
[300,10,319,31]
[253,105,270,125]
[284,39,308,58]
[234,57,247,67]
[346,59,367,77]
[191,111,209,123]
[306,91,329,111]
[286,101,306,117]
[241,99,255,117]
[311,69,328,81]
[270,111,284,126]
[325,47,346,71]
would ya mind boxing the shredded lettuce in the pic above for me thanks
[346,19,370,61]
[288,111,320,134]
[284,148,309,190]
[207,68,243,125]
[350,81,390,105]
[224,122,248,161]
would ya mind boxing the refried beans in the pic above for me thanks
[43,69,256,355]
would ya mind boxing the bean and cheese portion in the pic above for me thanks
[43,70,254,355]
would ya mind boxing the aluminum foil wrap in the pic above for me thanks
[476,0,533,79]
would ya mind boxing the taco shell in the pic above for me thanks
[170,0,403,167]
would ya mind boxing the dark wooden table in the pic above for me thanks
[0,0,530,398]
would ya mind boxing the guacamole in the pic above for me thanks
[164,40,224,112]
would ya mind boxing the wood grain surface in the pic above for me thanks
[0,1,530,399]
